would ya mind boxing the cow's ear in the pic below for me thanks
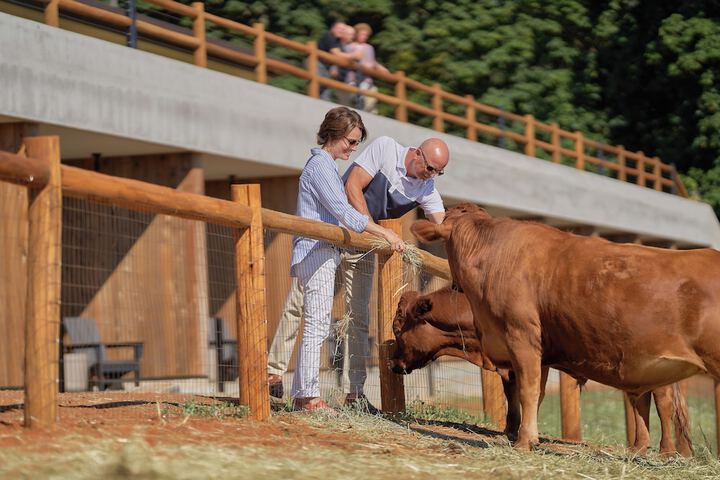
[398,291,419,312]
[412,298,433,318]
[411,220,451,243]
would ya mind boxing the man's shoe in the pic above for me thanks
[344,394,381,415]
[268,374,284,398]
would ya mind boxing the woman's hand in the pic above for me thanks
[383,228,405,253]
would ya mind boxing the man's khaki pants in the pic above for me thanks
[267,250,375,395]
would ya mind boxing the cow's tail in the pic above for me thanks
[672,382,694,457]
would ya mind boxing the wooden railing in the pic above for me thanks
[2,137,718,455]
[32,0,688,197]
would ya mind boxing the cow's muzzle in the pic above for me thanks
[392,364,410,375]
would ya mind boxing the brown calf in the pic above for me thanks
[391,286,692,455]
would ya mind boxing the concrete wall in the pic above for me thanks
[1,12,719,247]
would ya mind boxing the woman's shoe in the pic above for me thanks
[293,397,337,415]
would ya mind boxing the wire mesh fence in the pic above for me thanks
[0,153,718,453]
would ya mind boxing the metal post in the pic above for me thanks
[597,148,607,176]
[214,317,225,393]
[497,114,506,149]
[126,0,137,48]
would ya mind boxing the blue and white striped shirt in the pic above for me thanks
[290,148,369,276]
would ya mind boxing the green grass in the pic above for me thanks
[178,399,250,420]
[408,389,717,455]
[537,390,718,454]
[399,400,485,425]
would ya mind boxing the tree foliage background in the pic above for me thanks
[192,0,720,214]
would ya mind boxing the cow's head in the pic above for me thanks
[390,291,438,374]
[411,203,490,243]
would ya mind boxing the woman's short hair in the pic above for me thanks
[316,107,367,146]
[354,23,373,36]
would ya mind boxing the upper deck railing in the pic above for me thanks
[21,0,688,196]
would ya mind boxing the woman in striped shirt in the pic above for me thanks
[290,107,404,413]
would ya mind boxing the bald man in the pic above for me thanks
[267,136,450,412]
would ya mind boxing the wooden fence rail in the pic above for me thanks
[0,142,714,453]
[34,0,687,197]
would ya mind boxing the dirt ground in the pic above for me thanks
[2,391,719,480]
[0,390,577,458]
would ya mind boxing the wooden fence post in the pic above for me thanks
[44,0,59,27]
[575,132,585,171]
[306,41,319,98]
[253,23,267,84]
[617,146,627,182]
[559,372,581,441]
[652,157,662,191]
[377,219,405,413]
[432,84,444,132]
[43,0,60,27]
[524,114,535,158]
[481,369,505,429]
[672,165,689,198]
[637,151,646,187]
[551,123,560,163]
[23,136,62,429]
[192,2,207,68]
[465,95,477,141]
[232,184,270,421]
[394,72,407,122]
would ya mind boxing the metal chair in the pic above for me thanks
[62,317,143,391]
[208,317,237,392]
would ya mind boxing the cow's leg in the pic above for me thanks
[671,381,693,457]
[538,366,549,407]
[506,329,542,450]
[629,393,651,455]
[502,371,520,440]
[652,385,677,456]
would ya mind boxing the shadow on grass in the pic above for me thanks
[387,416,587,453]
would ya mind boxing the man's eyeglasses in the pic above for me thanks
[344,136,362,147]
[417,148,444,176]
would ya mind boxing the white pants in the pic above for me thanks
[269,251,374,396]
[291,245,340,399]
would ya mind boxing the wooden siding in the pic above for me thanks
[0,123,34,388]
[61,153,207,379]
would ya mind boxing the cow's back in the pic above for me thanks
[448,216,720,392]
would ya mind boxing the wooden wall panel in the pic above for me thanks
[62,153,207,379]
[0,123,35,388]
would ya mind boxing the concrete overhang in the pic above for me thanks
[2,12,719,248]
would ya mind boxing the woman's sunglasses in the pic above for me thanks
[344,136,362,147]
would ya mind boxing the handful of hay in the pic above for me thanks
[368,238,423,276]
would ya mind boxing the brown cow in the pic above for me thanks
[411,204,719,450]
[391,286,693,456]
